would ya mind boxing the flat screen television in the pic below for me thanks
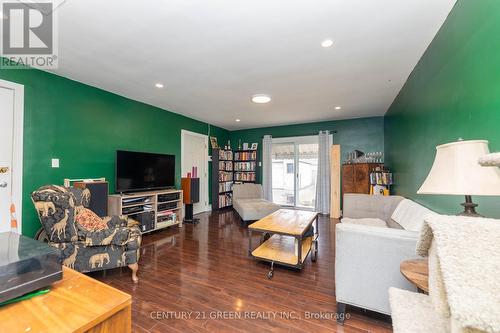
[116,150,175,193]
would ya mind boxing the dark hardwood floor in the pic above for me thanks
[90,209,392,333]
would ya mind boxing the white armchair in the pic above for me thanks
[335,194,434,323]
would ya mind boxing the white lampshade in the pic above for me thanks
[418,140,500,196]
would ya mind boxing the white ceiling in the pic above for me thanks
[53,0,456,130]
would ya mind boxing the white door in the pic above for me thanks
[0,80,24,233]
[181,130,209,215]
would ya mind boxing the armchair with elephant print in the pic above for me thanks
[31,185,141,283]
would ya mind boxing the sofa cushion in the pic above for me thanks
[233,183,263,200]
[387,218,404,230]
[343,194,405,222]
[391,199,434,231]
[233,198,280,221]
[342,217,388,228]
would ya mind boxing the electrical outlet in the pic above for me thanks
[51,158,60,168]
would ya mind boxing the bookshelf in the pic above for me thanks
[211,148,234,210]
[369,168,393,195]
[234,150,258,183]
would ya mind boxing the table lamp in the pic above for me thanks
[417,140,500,217]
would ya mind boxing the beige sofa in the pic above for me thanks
[232,184,280,222]
[335,194,436,323]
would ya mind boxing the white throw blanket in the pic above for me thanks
[416,215,500,333]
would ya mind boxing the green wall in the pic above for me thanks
[384,0,500,218]
[231,117,384,183]
[0,67,229,237]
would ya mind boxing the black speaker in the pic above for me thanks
[74,181,109,217]
[190,178,200,203]
[181,177,200,204]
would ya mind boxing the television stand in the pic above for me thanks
[108,189,183,234]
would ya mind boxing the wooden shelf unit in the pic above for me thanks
[234,149,258,183]
[211,148,234,210]
[108,189,183,234]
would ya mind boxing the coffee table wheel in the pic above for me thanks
[311,240,318,262]
[260,232,271,244]
[267,261,274,279]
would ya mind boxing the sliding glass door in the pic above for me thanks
[271,136,319,209]
[296,143,319,208]
[271,143,295,206]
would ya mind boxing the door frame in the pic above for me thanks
[0,79,24,232]
[181,129,209,213]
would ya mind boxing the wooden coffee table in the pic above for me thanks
[400,259,429,293]
[248,209,319,279]
[0,266,131,332]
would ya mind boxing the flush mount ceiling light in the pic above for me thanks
[235,119,241,122]
[321,39,334,48]
[335,106,342,110]
[155,83,164,88]
[251,94,271,104]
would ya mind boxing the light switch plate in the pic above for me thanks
[51,158,60,168]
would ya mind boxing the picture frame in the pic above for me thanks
[243,142,249,150]
[251,143,258,150]
[210,137,219,149]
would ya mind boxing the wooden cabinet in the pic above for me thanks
[342,163,383,194]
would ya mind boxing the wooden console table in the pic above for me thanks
[0,267,131,332]
[400,259,429,293]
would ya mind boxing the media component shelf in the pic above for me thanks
[108,189,183,234]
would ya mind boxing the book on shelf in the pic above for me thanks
[219,161,233,171]
[219,182,232,193]
[157,210,174,217]
[369,171,393,185]
[219,149,233,161]
[234,172,256,182]
[158,212,177,223]
[218,193,232,208]
[218,171,233,182]
[235,151,256,161]
[234,161,256,171]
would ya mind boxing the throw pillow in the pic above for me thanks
[76,207,108,231]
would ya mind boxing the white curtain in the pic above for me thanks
[262,135,273,201]
[315,131,331,214]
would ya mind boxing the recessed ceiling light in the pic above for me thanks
[321,39,334,48]
[235,119,241,122]
[155,83,164,88]
[251,94,271,104]
[335,106,342,110]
